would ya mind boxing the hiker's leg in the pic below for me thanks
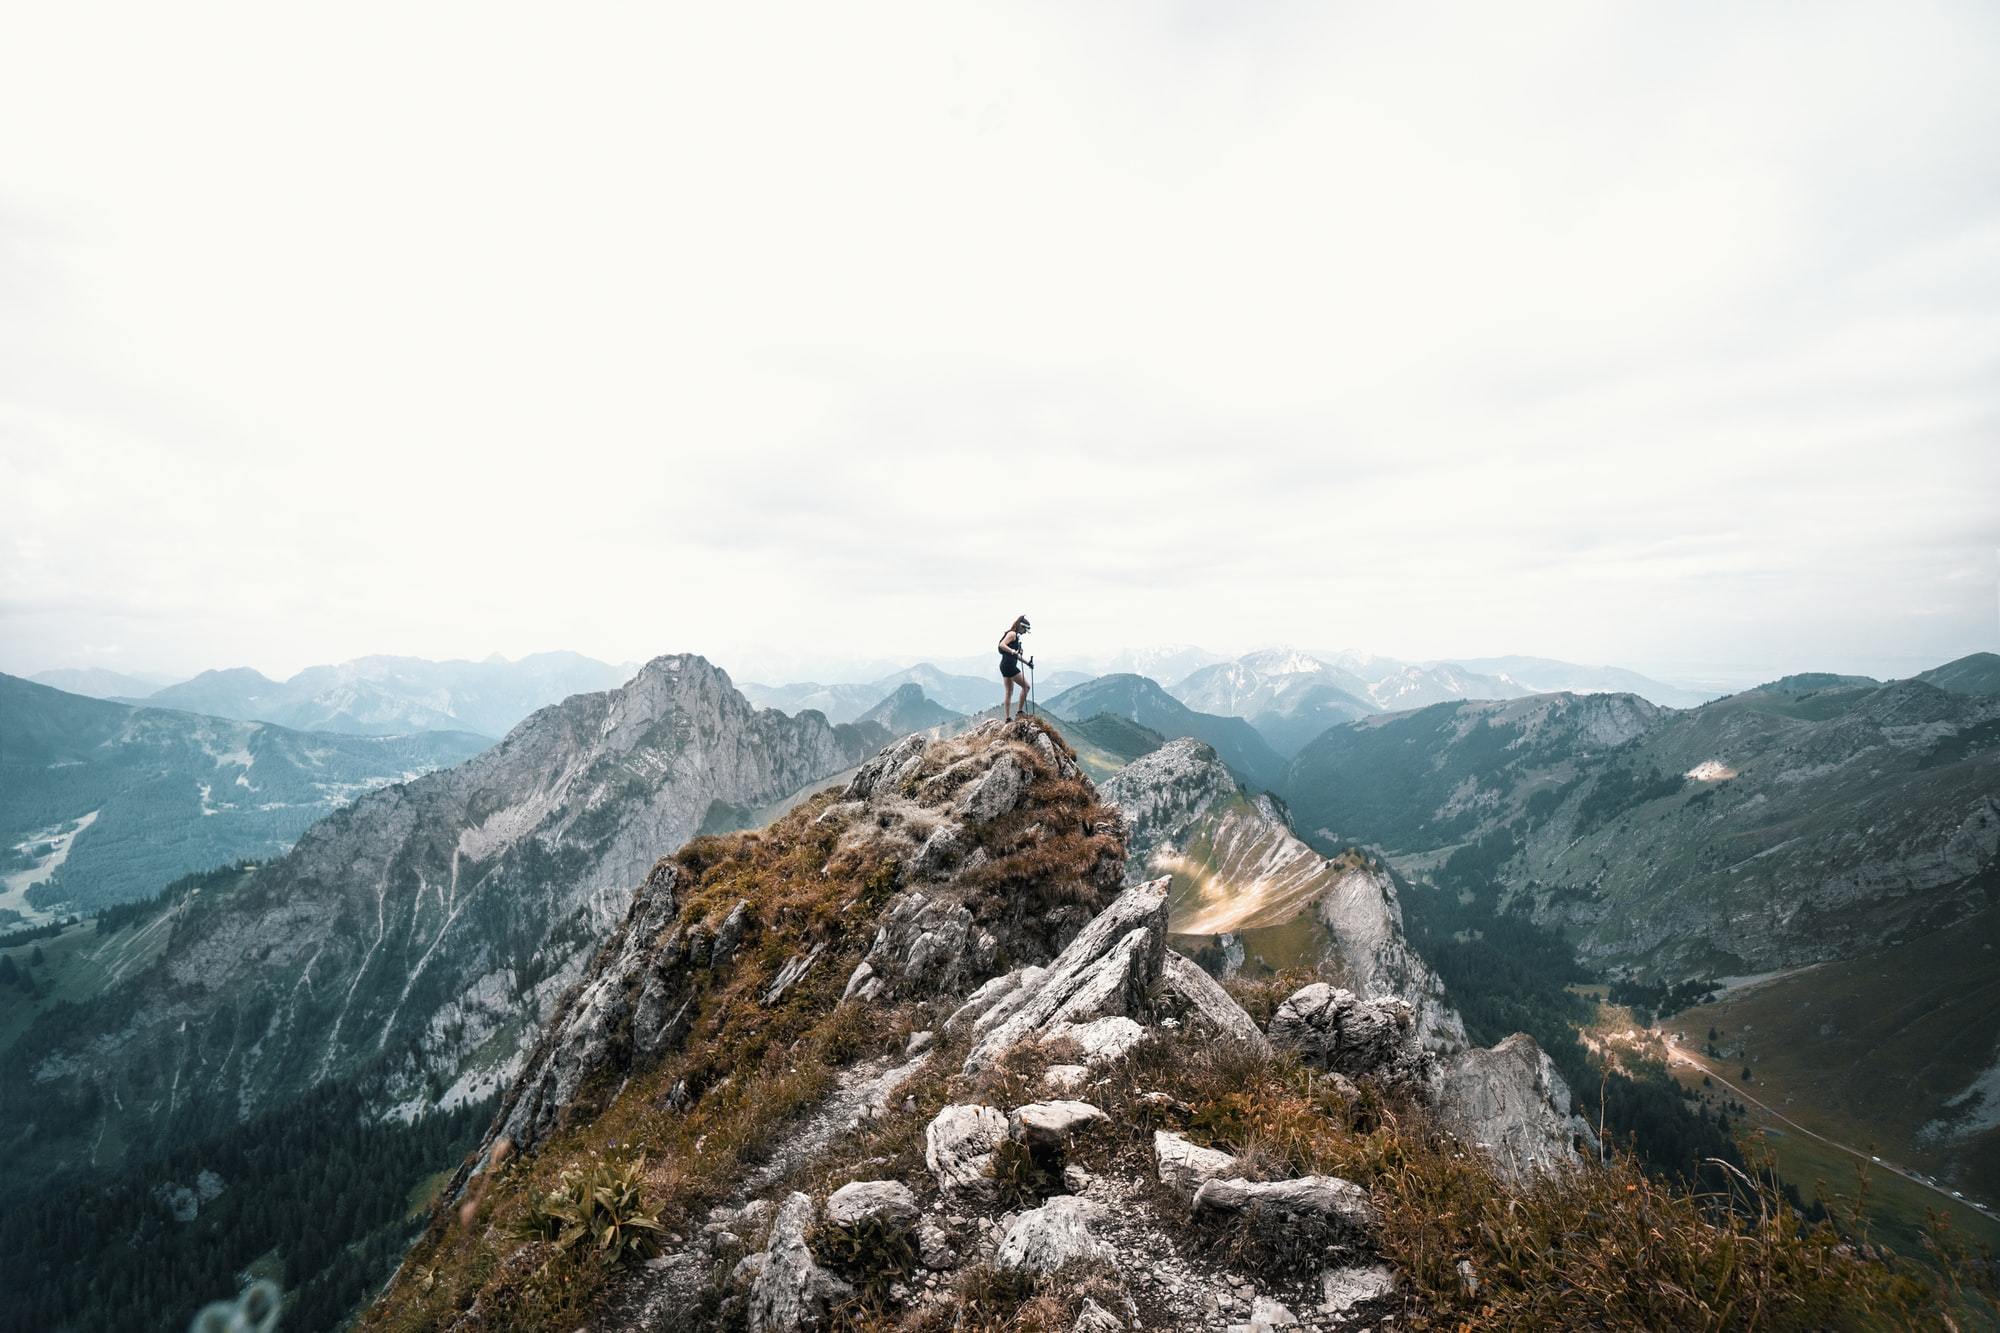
[1003,675,1020,719]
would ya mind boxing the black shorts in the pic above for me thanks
[1001,661,1021,680]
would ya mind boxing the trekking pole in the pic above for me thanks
[1027,658,1035,715]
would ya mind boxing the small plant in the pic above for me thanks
[810,1215,917,1306]
[990,1135,1063,1208]
[511,1154,666,1264]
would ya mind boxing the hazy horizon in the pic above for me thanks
[4,4,1996,688]
[14,635,1989,698]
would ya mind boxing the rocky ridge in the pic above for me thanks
[384,717,1590,1331]
[1101,740,1465,1052]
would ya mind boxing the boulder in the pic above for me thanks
[1250,1295,1300,1329]
[1043,1015,1148,1065]
[1431,1032,1594,1180]
[1153,1130,1239,1199]
[1319,1264,1398,1318]
[1192,1175,1377,1248]
[1008,1100,1108,1149]
[924,1104,1008,1194]
[1266,984,1425,1085]
[1041,1063,1091,1096]
[956,753,1031,821]
[1155,951,1269,1050]
[1072,1297,1125,1333]
[994,1195,1111,1274]
[744,1192,853,1332]
[964,881,1170,1073]
[823,1179,918,1231]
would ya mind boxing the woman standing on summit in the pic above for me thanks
[998,615,1032,720]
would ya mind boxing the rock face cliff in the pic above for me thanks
[1101,740,1465,1052]
[376,717,1588,1331]
[0,656,884,1196]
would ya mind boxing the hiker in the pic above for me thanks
[998,615,1033,720]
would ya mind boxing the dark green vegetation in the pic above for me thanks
[0,672,488,914]
[1390,840,1756,1191]
[1045,673,1285,788]
[1060,712,1168,766]
[0,1074,492,1333]
[0,867,241,1051]
[1677,906,2000,1212]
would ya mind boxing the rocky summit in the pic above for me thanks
[369,717,1615,1331]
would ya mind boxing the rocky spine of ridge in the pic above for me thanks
[1100,738,1466,1052]
[392,717,1588,1331]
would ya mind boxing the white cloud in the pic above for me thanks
[1,0,1995,682]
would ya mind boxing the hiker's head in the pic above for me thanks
[1014,615,1031,634]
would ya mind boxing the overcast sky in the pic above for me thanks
[3,2,1996,688]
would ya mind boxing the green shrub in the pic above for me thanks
[511,1154,665,1264]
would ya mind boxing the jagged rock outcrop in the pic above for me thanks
[963,879,1171,1073]
[1433,1033,1599,1180]
[1101,739,1464,1051]
[1267,984,1429,1087]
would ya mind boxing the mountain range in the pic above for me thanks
[5,641,1997,1330]
[0,656,886,1202]
[127,652,636,738]
[0,673,489,920]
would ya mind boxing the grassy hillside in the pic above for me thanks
[1672,907,2000,1210]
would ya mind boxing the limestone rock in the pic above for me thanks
[994,1195,1111,1274]
[1432,1032,1594,1179]
[1043,1015,1148,1065]
[1155,951,1269,1050]
[824,1179,919,1231]
[1072,1297,1125,1333]
[925,1104,1008,1193]
[1250,1295,1299,1329]
[1193,1175,1377,1248]
[1154,1130,1240,1199]
[1008,1100,1108,1149]
[964,880,1170,1073]
[854,890,1001,1003]
[956,753,1030,821]
[1267,984,1426,1086]
[1041,1063,1091,1096]
[745,1192,853,1332]
[1319,1263,1398,1318]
